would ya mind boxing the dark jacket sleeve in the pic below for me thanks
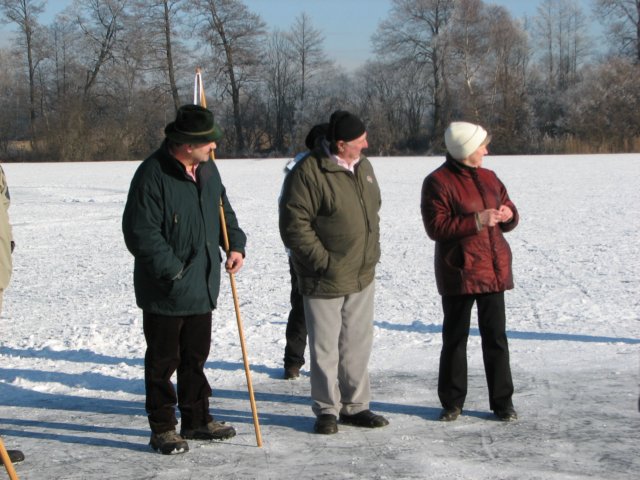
[279,162,329,274]
[220,186,247,256]
[122,169,183,281]
[497,176,519,233]
[421,174,478,242]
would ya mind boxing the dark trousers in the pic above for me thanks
[438,292,514,412]
[283,258,307,368]
[143,311,214,433]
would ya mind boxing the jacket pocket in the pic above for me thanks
[443,244,464,271]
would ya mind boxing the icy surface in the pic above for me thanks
[1,155,639,479]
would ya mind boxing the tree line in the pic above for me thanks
[1,0,639,161]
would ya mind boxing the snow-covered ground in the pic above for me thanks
[1,154,638,479]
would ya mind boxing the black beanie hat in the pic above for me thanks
[328,110,366,142]
[305,123,329,150]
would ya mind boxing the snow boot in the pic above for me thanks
[439,407,462,422]
[0,449,25,465]
[494,407,518,422]
[181,420,236,440]
[149,430,189,455]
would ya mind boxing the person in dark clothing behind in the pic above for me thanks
[282,123,329,380]
[421,121,519,423]
[123,105,247,454]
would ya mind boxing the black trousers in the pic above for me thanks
[438,292,514,412]
[143,311,214,433]
[283,258,307,368]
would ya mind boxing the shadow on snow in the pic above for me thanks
[374,320,640,344]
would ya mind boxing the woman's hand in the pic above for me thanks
[498,205,513,223]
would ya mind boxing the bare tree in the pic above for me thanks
[0,0,46,142]
[289,13,329,104]
[534,0,590,90]
[49,15,78,102]
[73,0,129,97]
[372,0,456,145]
[446,0,491,120]
[0,48,26,154]
[192,0,266,154]
[264,30,297,153]
[483,5,532,152]
[130,0,189,112]
[566,58,640,150]
[286,13,330,149]
[595,0,640,62]
[530,0,591,141]
[359,58,431,154]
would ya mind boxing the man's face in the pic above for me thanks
[338,132,368,162]
[189,142,216,164]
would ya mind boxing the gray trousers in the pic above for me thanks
[303,281,375,417]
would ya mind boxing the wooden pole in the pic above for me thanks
[0,437,20,480]
[193,68,263,447]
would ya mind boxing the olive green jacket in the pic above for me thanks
[279,150,381,297]
[0,165,13,290]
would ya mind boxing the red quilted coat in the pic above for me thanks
[420,155,518,296]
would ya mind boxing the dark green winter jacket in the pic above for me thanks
[279,150,381,297]
[122,142,246,315]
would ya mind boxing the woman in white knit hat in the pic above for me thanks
[420,122,519,422]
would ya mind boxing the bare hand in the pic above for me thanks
[498,205,513,223]
[477,209,503,227]
[225,251,244,274]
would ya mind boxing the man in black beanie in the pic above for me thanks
[327,110,366,151]
[279,111,388,434]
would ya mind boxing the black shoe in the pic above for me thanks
[439,407,462,422]
[494,407,518,422]
[181,420,236,440]
[284,365,301,380]
[339,410,389,428]
[314,414,338,434]
[0,449,25,465]
[149,430,189,455]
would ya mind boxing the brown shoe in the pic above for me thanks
[181,420,236,440]
[149,430,189,455]
[439,407,462,422]
[284,365,301,379]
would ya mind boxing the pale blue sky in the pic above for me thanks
[3,0,597,71]
[244,0,545,70]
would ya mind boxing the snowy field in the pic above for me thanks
[1,154,639,480]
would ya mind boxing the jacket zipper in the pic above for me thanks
[351,170,370,291]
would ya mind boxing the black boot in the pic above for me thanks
[314,414,338,434]
[1,449,25,464]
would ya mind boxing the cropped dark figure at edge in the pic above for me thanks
[0,164,25,466]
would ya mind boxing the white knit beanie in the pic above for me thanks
[444,122,490,160]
